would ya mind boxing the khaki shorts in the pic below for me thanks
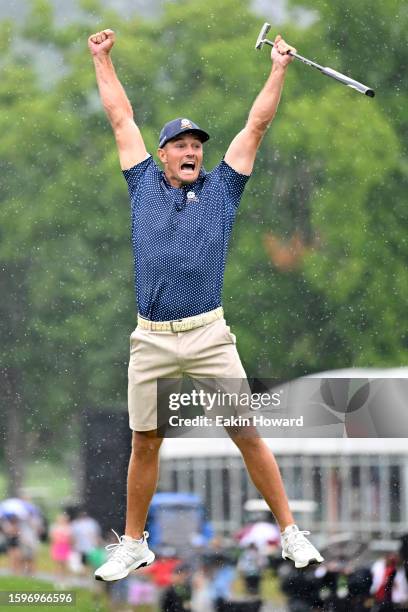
[128,317,250,431]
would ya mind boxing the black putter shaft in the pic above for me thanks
[255,23,375,98]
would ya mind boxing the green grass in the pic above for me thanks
[0,568,285,611]
[0,577,109,612]
[0,544,54,574]
[234,570,285,603]
[261,570,286,603]
[0,472,5,500]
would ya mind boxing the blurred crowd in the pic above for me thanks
[99,529,408,612]
[0,497,47,575]
[1,498,408,612]
[104,533,266,612]
[0,500,103,581]
[277,534,408,612]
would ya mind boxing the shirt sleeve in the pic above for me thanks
[218,159,251,209]
[122,155,153,196]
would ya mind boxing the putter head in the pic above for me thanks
[255,22,271,50]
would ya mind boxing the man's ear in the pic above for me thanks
[157,147,167,164]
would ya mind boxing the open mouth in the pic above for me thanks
[180,161,196,174]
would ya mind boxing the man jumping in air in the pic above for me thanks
[88,27,323,582]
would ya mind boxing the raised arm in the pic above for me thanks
[224,35,296,176]
[88,29,148,170]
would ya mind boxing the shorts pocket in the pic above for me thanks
[219,320,236,344]
[130,328,142,352]
[226,327,237,344]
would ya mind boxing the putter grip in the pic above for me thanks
[322,67,374,96]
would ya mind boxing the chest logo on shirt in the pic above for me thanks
[181,119,193,129]
[186,190,199,203]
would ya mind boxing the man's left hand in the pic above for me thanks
[271,34,297,68]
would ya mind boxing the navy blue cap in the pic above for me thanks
[158,118,210,148]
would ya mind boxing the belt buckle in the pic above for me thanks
[170,319,183,332]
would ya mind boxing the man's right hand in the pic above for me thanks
[89,27,148,170]
[88,29,115,56]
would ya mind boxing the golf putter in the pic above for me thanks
[255,23,375,98]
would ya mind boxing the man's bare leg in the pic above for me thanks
[229,431,294,530]
[125,430,163,539]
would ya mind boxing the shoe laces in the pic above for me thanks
[105,529,148,564]
[285,529,312,553]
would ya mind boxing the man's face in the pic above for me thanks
[157,133,203,188]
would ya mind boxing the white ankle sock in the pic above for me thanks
[133,535,144,543]
[281,524,297,535]
[124,534,144,543]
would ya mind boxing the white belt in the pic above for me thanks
[137,307,224,332]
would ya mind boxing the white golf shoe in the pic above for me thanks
[94,530,155,582]
[281,524,324,569]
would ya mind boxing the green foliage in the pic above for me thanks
[0,0,406,471]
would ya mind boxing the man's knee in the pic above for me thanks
[228,427,265,452]
[131,430,163,458]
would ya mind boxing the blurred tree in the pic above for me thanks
[278,0,408,370]
[0,24,52,494]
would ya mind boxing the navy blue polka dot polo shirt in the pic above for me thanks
[123,155,250,321]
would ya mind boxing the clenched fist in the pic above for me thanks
[271,34,296,68]
[88,29,115,56]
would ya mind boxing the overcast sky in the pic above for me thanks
[1,0,288,24]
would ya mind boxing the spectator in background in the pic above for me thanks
[161,563,192,612]
[191,562,215,612]
[70,510,101,572]
[0,521,7,554]
[50,513,72,578]
[399,534,408,585]
[19,516,40,575]
[143,545,180,589]
[237,543,266,596]
[206,551,237,612]
[2,515,22,574]
[371,551,408,611]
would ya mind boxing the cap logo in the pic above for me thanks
[181,119,193,129]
